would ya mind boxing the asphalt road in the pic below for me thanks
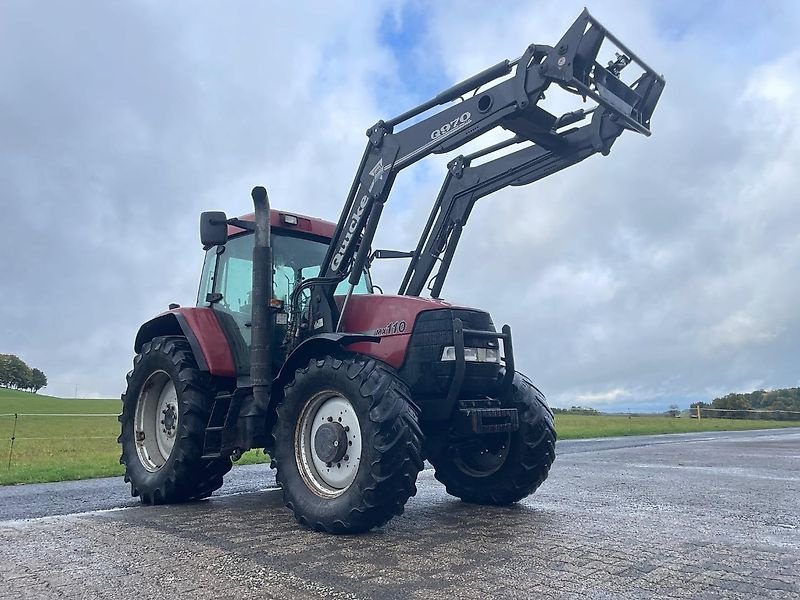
[1,429,798,599]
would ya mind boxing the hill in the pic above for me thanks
[0,387,118,414]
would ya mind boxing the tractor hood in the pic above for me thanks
[338,294,466,338]
[335,294,491,370]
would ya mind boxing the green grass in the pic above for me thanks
[554,413,800,439]
[0,387,267,485]
[1,387,798,485]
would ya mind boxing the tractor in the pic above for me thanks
[119,9,664,533]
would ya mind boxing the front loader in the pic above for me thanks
[119,10,664,533]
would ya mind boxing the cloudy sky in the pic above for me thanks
[2,0,799,411]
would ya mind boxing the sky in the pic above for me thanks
[1,0,799,411]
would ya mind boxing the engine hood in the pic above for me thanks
[338,294,473,337]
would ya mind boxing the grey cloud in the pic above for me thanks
[1,1,400,397]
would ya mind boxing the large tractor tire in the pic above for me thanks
[119,336,232,504]
[430,372,556,505]
[274,354,424,534]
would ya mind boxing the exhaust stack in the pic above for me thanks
[238,186,272,449]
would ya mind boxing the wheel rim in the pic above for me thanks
[453,433,510,478]
[134,370,179,472]
[295,391,363,498]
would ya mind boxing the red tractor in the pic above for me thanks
[120,10,663,533]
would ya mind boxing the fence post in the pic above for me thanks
[7,413,18,471]
[696,405,701,420]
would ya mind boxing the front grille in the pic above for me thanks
[399,309,502,413]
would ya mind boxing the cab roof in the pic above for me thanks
[228,210,337,239]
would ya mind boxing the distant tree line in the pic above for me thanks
[552,406,600,415]
[0,354,48,393]
[691,388,800,420]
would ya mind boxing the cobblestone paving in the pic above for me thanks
[1,430,798,599]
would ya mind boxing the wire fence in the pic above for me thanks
[2,412,119,472]
[691,407,800,420]
[0,413,118,417]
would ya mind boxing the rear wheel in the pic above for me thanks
[274,354,424,533]
[119,336,232,504]
[430,372,556,505]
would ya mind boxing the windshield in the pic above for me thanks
[272,233,371,304]
[196,231,371,312]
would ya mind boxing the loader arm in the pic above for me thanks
[302,9,664,338]
[399,105,625,298]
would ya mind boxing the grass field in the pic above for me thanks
[552,412,800,438]
[2,387,799,485]
[0,387,267,485]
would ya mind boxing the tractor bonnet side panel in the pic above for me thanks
[338,295,454,369]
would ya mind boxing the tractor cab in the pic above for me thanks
[196,210,372,376]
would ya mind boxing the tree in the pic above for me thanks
[708,388,800,421]
[0,354,9,387]
[0,354,32,390]
[30,368,47,393]
[714,393,752,419]
[667,404,680,418]
[0,354,47,392]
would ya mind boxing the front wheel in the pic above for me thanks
[274,355,424,533]
[430,372,556,505]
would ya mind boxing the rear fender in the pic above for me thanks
[134,308,237,378]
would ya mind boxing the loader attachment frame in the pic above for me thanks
[301,9,663,339]
[398,105,625,298]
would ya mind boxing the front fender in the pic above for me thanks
[274,333,380,386]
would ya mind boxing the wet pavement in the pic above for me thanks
[1,429,798,599]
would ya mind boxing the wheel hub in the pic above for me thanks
[295,393,363,498]
[454,433,510,478]
[314,422,348,463]
[161,404,177,437]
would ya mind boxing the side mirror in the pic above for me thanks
[200,211,228,248]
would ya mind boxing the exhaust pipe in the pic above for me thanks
[238,186,272,449]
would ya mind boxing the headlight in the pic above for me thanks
[441,346,500,362]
